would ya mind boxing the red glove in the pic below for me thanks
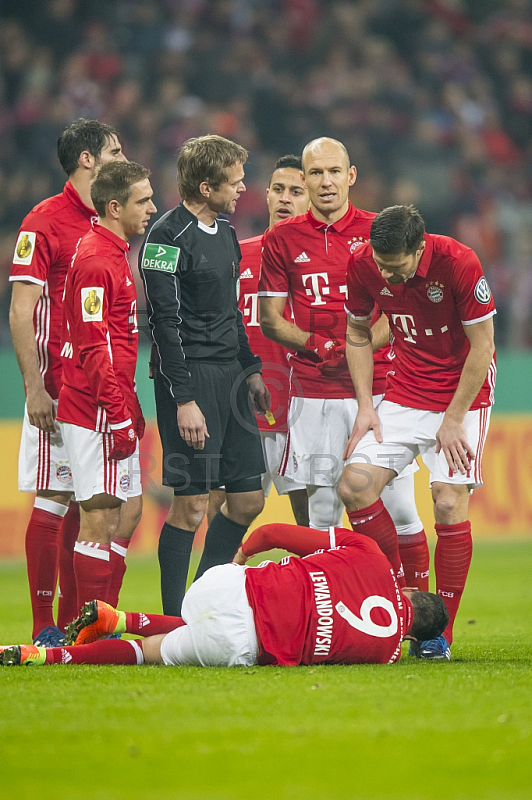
[305,332,340,361]
[131,394,146,441]
[108,425,137,461]
[318,349,347,377]
[305,333,346,376]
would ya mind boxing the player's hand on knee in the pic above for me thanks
[177,401,210,450]
[435,418,475,474]
[343,408,382,460]
[26,386,56,433]
[109,425,137,461]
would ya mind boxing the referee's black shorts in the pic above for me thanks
[154,359,265,495]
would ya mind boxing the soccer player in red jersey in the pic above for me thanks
[0,522,448,668]
[9,119,128,646]
[340,204,496,660]
[57,161,157,613]
[208,155,310,526]
[259,138,427,586]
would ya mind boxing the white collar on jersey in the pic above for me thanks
[197,219,218,234]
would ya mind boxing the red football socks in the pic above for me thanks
[25,499,68,638]
[125,612,185,637]
[45,638,143,665]
[398,529,430,591]
[73,541,112,612]
[434,521,473,645]
[108,536,132,608]
[57,502,80,632]
[347,499,405,586]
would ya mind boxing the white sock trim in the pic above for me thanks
[129,639,144,665]
[110,542,128,558]
[74,541,110,561]
[34,497,69,517]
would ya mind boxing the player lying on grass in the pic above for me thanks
[0,523,448,667]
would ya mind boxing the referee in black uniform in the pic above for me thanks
[139,135,268,615]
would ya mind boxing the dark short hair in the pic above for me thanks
[369,204,425,256]
[57,118,120,176]
[177,135,248,201]
[408,591,449,642]
[90,161,151,217]
[272,154,302,173]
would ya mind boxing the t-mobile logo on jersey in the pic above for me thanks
[392,314,451,344]
[302,273,348,306]
[392,314,417,343]
[242,293,260,326]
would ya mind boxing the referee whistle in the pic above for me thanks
[265,410,276,425]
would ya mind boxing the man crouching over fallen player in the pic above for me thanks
[1,523,447,667]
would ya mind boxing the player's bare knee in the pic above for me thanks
[432,484,469,525]
[338,466,372,507]
[168,494,208,531]
[225,489,264,525]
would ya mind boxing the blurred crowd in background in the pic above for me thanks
[0,0,531,350]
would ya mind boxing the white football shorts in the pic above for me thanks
[18,400,74,493]
[260,430,305,497]
[160,563,259,667]
[59,422,142,502]
[280,395,418,487]
[347,401,491,488]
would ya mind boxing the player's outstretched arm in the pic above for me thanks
[240,523,333,559]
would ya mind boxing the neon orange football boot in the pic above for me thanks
[65,600,126,645]
[0,645,46,666]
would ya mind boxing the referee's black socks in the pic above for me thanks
[158,523,196,616]
[194,512,248,581]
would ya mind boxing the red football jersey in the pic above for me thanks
[242,523,412,666]
[346,234,497,411]
[9,182,96,399]
[57,224,139,432]
[239,233,291,431]
[258,205,391,399]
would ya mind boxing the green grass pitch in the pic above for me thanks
[1,541,531,800]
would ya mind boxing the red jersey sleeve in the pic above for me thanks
[345,249,375,319]
[10,213,55,285]
[242,523,376,559]
[258,228,289,297]
[70,257,131,428]
[451,249,496,324]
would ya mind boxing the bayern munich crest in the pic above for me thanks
[474,277,492,304]
[120,474,131,492]
[56,464,72,483]
[426,282,444,303]
[348,237,366,253]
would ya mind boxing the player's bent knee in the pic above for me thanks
[338,467,368,506]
